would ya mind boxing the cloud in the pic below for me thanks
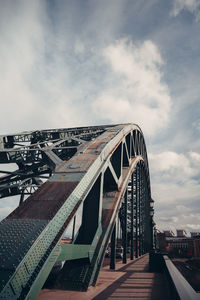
[0,0,199,235]
[0,195,19,221]
[92,38,171,136]
[0,1,45,132]
[0,2,172,137]
[185,224,200,230]
[0,207,16,221]
[192,119,200,132]
[189,151,200,163]
[149,151,200,182]
[0,1,91,135]
[170,0,200,21]
[149,150,200,232]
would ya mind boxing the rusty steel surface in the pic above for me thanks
[7,181,78,220]
[0,123,153,299]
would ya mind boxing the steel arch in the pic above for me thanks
[0,124,152,299]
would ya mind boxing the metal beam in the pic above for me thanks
[122,190,127,264]
[130,173,134,260]
[110,223,116,270]
[0,124,152,299]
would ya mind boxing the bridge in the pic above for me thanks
[0,124,199,300]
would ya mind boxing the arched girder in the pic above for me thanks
[0,124,152,299]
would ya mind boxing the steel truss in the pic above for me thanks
[0,124,153,299]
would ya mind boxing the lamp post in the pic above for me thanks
[149,199,154,250]
[153,225,157,250]
[150,198,154,209]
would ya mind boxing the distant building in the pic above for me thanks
[191,232,200,238]
[157,229,194,258]
[157,229,200,258]
[193,235,200,258]
[176,229,187,237]
[163,230,175,237]
[157,231,167,252]
[166,237,193,257]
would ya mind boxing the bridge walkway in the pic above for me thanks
[38,254,171,300]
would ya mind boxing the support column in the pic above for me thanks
[110,223,116,269]
[72,215,76,241]
[130,173,134,260]
[150,216,153,250]
[123,190,127,264]
[139,164,142,256]
[19,191,25,206]
[135,167,138,258]
[141,168,145,255]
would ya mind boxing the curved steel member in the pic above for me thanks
[0,123,152,299]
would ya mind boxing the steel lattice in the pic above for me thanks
[0,123,153,299]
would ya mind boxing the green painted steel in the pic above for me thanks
[0,124,152,299]
[57,244,90,261]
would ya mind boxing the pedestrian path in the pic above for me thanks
[93,254,170,300]
[38,254,171,300]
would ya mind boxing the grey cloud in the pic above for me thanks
[0,0,199,233]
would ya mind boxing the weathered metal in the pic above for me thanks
[130,173,134,260]
[0,124,153,299]
[110,223,116,270]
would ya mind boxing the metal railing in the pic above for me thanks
[149,251,200,300]
[163,255,199,300]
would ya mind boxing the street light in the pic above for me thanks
[150,207,154,217]
[149,199,155,250]
[153,225,158,249]
[150,198,154,208]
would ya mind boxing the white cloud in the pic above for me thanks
[0,0,199,236]
[0,207,16,221]
[0,1,44,132]
[170,0,200,21]
[189,151,200,163]
[0,194,19,221]
[92,38,171,136]
[150,150,200,233]
[149,151,200,182]
[0,1,89,135]
[185,224,200,230]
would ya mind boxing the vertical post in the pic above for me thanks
[123,190,127,264]
[72,215,76,241]
[139,164,142,256]
[141,168,144,255]
[130,173,134,260]
[110,223,116,269]
[150,216,153,250]
[149,198,155,250]
[19,191,25,206]
[135,167,138,258]
[144,172,151,253]
[144,174,148,253]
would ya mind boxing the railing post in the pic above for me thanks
[130,173,134,260]
[123,190,127,264]
[139,163,142,256]
[110,223,116,269]
[135,167,138,258]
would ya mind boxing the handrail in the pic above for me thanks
[163,255,200,300]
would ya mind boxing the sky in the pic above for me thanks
[0,0,200,235]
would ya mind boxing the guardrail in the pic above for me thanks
[163,255,199,300]
[149,251,200,300]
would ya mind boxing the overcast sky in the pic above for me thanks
[0,0,200,235]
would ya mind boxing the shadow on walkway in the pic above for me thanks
[93,254,170,300]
